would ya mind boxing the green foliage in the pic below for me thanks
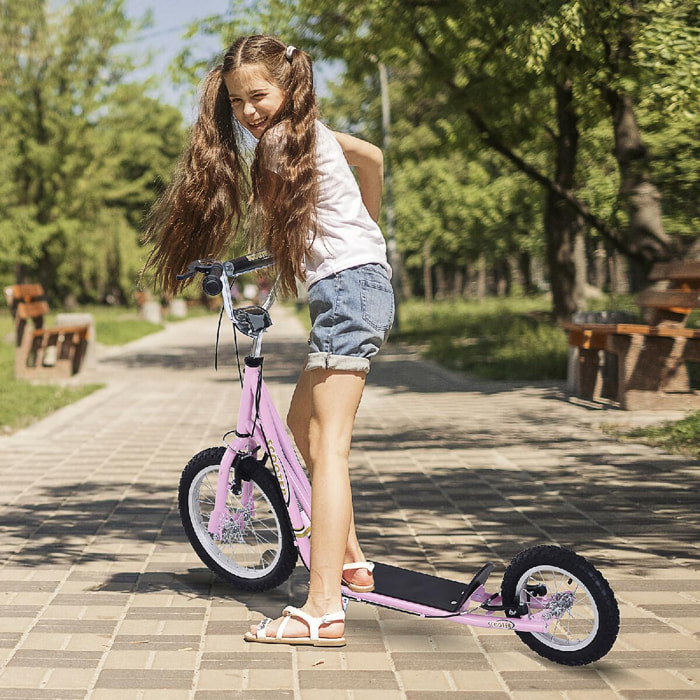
[96,318,163,345]
[189,0,699,313]
[607,411,700,459]
[391,155,543,272]
[394,297,570,381]
[0,0,185,305]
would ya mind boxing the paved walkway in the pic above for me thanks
[0,305,699,700]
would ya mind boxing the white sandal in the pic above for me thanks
[244,605,346,647]
[341,561,375,593]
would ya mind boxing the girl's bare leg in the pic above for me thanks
[287,366,371,579]
[250,367,366,639]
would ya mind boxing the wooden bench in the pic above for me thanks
[563,261,700,410]
[4,284,90,379]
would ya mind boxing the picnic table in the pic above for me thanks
[563,261,700,410]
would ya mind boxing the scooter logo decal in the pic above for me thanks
[488,620,516,630]
[266,440,289,503]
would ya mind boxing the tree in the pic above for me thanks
[0,0,185,303]
[183,0,700,315]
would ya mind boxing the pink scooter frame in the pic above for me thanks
[206,359,551,636]
[177,253,619,665]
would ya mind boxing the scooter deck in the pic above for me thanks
[369,561,494,613]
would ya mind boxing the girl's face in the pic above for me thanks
[224,64,286,139]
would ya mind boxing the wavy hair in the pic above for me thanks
[142,34,318,297]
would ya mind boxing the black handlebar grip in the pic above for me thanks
[202,263,224,296]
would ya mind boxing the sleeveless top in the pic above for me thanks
[261,120,391,289]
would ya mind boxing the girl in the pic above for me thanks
[144,35,394,646]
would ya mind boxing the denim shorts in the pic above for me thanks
[306,263,395,373]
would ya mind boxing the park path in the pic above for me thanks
[0,304,699,699]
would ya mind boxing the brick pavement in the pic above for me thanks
[0,304,699,699]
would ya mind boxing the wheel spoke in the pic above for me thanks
[189,464,283,578]
[518,564,599,650]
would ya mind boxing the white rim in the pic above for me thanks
[516,564,600,651]
[188,464,283,579]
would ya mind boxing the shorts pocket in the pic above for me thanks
[360,278,394,332]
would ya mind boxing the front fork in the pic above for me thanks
[207,445,258,538]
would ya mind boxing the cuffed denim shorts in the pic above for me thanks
[306,263,395,373]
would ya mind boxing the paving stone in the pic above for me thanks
[7,649,102,668]
[199,651,292,670]
[392,652,485,671]
[620,693,700,699]
[500,670,610,690]
[95,669,194,689]
[405,694,509,700]
[0,691,85,699]
[0,306,698,698]
[298,670,399,690]
[196,693,294,700]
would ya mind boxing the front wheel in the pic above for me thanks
[179,447,297,591]
[501,545,619,665]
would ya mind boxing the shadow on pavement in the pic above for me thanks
[3,432,696,578]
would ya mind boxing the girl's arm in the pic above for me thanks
[333,131,383,222]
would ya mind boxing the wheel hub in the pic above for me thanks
[543,591,575,619]
[220,509,252,543]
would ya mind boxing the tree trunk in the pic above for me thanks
[545,77,586,319]
[601,3,672,269]
[609,248,630,294]
[423,239,433,304]
[434,264,447,300]
[531,256,546,292]
[592,240,607,290]
[604,89,671,273]
[518,251,533,294]
[686,236,700,259]
[477,254,486,300]
[453,267,464,297]
[495,260,508,297]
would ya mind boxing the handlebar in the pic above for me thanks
[176,251,274,292]
[178,251,276,344]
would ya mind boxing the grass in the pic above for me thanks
[5,294,698,458]
[393,295,569,380]
[392,294,699,459]
[0,334,103,433]
[0,302,207,433]
[79,305,164,346]
[604,412,700,460]
[57,303,213,346]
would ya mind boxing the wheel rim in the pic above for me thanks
[516,564,600,651]
[189,464,283,578]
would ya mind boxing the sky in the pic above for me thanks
[123,0,227,121]
[122,1,338,123]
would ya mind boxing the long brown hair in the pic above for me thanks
[142,35,318,297]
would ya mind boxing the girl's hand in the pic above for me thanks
[333,131,383,222]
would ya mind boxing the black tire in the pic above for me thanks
[501,545,619,666]
[178,447,297,591]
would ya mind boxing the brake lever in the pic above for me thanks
[176,262,197,281]
[177,259,217,281]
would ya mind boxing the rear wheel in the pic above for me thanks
[501,545,619,665]
[179,447,297,591]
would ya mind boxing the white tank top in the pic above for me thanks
[262,121,391,289]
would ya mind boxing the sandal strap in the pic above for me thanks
[282,605,345,640]
[275,614,292,640]
[320,610,346,624]
[342,561,375,573]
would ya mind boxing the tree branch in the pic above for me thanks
[412,26,657,262]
